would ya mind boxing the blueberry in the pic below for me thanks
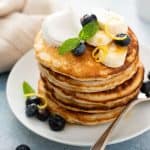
[72,43,86,56]
[26,96,41,106]
[147,72,150,80]
[80,14,97,26]
[48,114,66,131]
[16,144,30,150]
[26,103,38,117]
[36,109,49,121]
[146,92,150,97]
[141,81,150,94]
[114,33,131,46]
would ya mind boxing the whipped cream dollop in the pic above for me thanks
[42,8,81,46]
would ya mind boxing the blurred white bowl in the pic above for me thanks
[136,0,150,22]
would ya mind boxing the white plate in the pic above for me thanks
[6,45,150,146]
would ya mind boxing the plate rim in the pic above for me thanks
[6,46,150,146]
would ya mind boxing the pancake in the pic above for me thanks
[38,80,124,125]
[39,56,139,92]
[40,65,143,113]
[34,28,138,81]
[42,65,144,104]
[43,84,139,113]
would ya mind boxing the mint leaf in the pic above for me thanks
[22,81,35,96]
[79,21,99,41]
[59,38,80,55]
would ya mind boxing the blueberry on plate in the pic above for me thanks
[141,81,150,94]
[48,114,66,131]
[114,33,131,46]
[80,14,97,26]
[16,144,30,150]
[26,103,38,117]
[146,92,150,97]
[26,95,41,106]
[72,43,86,56]
[36,109,49,121]
[147,71,150,80]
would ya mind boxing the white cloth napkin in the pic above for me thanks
[0,0,68,73]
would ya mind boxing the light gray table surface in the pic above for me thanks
[1,0,150,149]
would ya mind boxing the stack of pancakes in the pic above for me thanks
[34,28,144,125]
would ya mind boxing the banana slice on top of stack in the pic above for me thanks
[92,43,128,68]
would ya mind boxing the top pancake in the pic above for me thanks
[34,28,138,81]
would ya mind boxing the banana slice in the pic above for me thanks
[94,9,128,35]
[103,44,127,68]
[104,19,128,37]
[92,43,128,68]
[87,30,112,46]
